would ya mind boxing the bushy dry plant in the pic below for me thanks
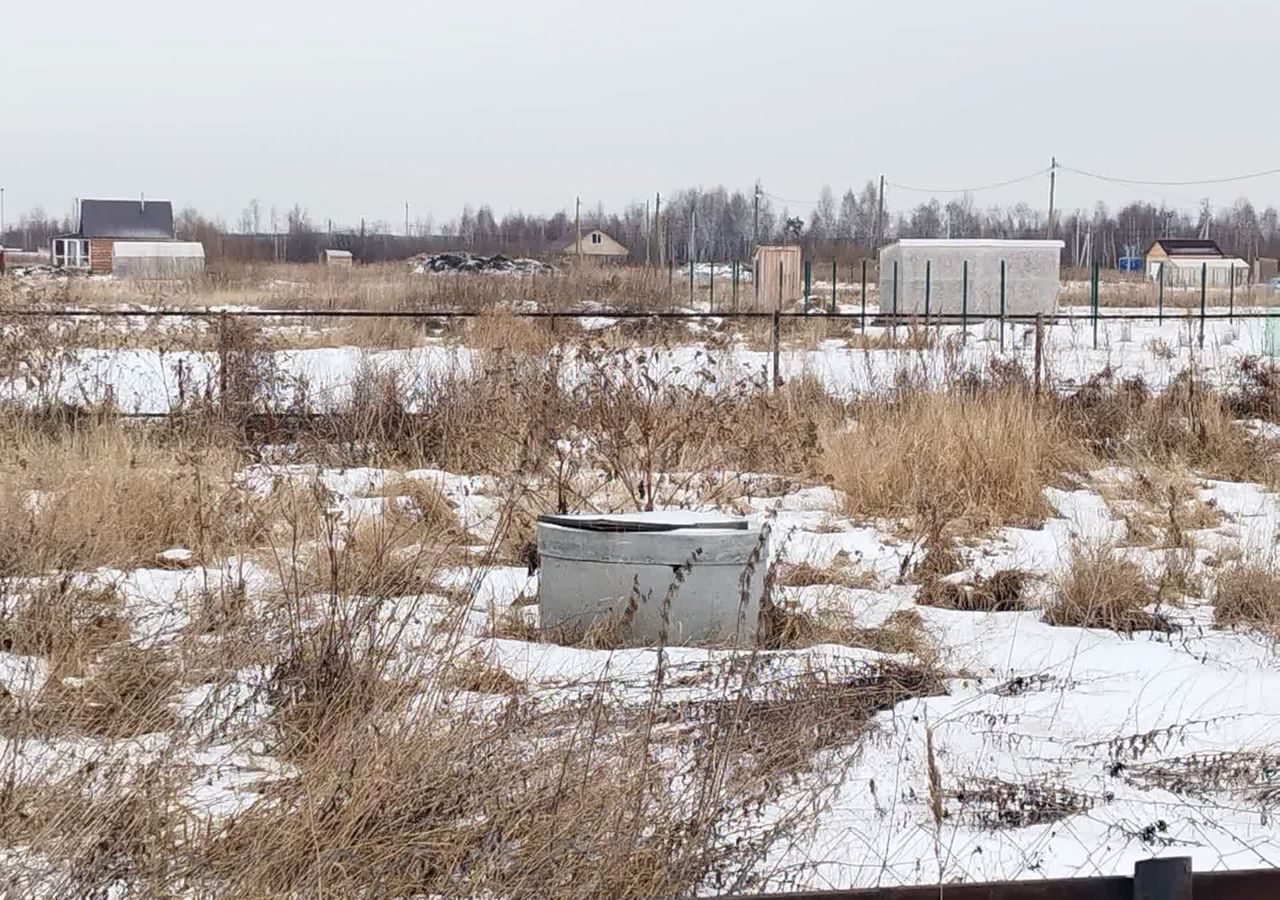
[1044,543,1164,633]
[0,424,271,573]
[1213,564,1280,640]
[823,386,1088,527]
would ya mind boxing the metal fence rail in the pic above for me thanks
[719,858,1278,900]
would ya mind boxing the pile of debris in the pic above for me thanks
[410,252,554,276]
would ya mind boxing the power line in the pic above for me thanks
[760,190,821,207]
[887,167,1051,195]
[1060,162,1280,187]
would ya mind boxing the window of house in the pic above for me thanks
[591,233,601,244]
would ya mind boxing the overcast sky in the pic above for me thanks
[4,0,1278,229]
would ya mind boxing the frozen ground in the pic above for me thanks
[3,457,1280,892]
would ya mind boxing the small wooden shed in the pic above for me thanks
[320,249,353,267]
[753,245,802,309]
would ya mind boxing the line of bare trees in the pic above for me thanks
[6,187,1280,266]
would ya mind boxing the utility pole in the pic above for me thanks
[405,201,410,238]
[575,196,582,264]
[753,179,761,250]
[875,175,886,250]
[1046,157,1057,240]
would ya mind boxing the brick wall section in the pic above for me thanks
[89,239,114,275]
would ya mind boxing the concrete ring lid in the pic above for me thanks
[537,510,750,533]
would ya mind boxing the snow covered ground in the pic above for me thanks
[1,305,1274,414]
[3,456,1280,892]
[4,304,1280,894]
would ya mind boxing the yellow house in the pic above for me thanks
[558,228,629,260]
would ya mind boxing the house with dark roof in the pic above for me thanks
[52,198,178,273]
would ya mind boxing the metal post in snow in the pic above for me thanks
[731,260,738,309]
[892,259,899,345]
[689,254,695,305]
[1158,263,1164,324]
[1091,261,1099,350]
[803,259,811,313]
[771,306,781,390]
[860,258,867,331]
[831,259,837,314]
[999,259,1006,351]
[1199,261,1207,349]
[709,262,715,312]
[1230,263,1236,320]
[924,259,932,324]
[961,259,969,333]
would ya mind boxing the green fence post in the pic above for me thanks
[999,259,1006,351]
[803,259,811,313]
[860,258,868,331]
[689,255,695,305]
[892,259,899,316]
[1229,265,1236,320]
[961,259,969,333]
[924,259,932,325]
[1091,261,1099,350]
[709,262,715,311]
[1199,261,1207,349]
[1158,263,1164,324]
[831,260,837,314]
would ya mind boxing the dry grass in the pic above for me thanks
[1214,564,1280,640]
[823,387,1089,527]
[7,301,1280,895]
[0,579,128,676]
[917,569,1031,613]
[0,425,269,573]
[776,560,877,590]
[1043,543,1165,633]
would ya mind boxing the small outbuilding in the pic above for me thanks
[319,248,353,267]
[752,245,803,309]
[877,239,1064,316]
[1144,238,1225,280]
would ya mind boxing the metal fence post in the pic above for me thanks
[999,259,1006,351]
[1091,261,1099,350]
[1158,262,1164,324]
[1034,313,1044,398]
[218,311,229,417]
[803,259,811,313]
[709,261,715,311]
[731,260,738,309]
[860,258,868,331]
[924,259,932,324]
[1230,263,1236,320]
[689,255,695,305]
[771,306,781,390]
[892,259,899,316]
[831,259,837,314]
[1133,856,1192,900]
[1199,260,1207,349]
[961,259,969,333]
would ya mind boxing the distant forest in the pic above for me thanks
[5,183,1279,267]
